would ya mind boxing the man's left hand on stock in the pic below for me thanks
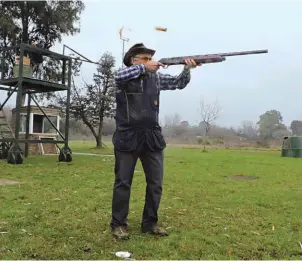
[184,58,201,69]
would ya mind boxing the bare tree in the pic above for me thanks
[199,98,222,151]
[164,113,181,128]
[237,120,259,140]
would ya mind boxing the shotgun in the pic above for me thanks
[158,49,268,66]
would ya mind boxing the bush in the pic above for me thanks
[197,137,224,145]
[256,139,270,148]
[197,137,210,145]
[212,138,224,144]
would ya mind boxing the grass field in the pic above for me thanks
[0,141,302,259]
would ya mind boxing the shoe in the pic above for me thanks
[111,226,129,240]
[141,225,168,236]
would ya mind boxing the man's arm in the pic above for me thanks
[114,64,145,86]
[158,66,191,91]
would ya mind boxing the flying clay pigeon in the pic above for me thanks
[155,27,167,32]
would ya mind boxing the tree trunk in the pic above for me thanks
[96,136,102,148]
[203,129,207,152]
[21,3,29,45]
[96,119,104,148]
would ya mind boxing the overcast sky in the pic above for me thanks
[4,0,302,128]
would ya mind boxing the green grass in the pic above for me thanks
[0,142,302,259]
[70,140,114,154]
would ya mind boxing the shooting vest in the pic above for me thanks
[113,72,166,152]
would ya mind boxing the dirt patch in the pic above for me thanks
[226,175,259,180]
[0,179,23,186]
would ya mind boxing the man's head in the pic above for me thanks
[123,43,155,67]
[131,53,153,65]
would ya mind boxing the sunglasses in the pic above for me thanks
[133,56,152,62]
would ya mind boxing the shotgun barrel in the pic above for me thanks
[158,49,268,66]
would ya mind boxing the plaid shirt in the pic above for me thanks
[115,64,191,90]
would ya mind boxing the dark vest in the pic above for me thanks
[113,72,166,152]
[115,72,160,129]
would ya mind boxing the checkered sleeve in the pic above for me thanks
[158,67,191,91]
[115,64,145,86]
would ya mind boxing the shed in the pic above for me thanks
[11,106,61,155]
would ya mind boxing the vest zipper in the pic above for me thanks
[123,90,130,123]
[141,78,143,92]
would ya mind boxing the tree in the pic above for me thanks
[257,110,287,139]
[237,120,259,140]
[199,98,222,151]
[164,113,181,128]
[55,52,116,148]
[0,1,85,102]
[0,1,84,48]
[272,129,291,139]
[290,120,302,136]
[162,113,181,141]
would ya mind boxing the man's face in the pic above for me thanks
[131,53,152,65]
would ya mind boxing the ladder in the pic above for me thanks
[0,105,14,159]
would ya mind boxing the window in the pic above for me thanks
[33,114,43,133]
[43,116,58,134]
[18,113,59,134]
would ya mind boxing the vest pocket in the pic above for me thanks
[113,129,138,152]
[146,128,166,152]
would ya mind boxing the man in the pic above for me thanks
[111,43,200,239]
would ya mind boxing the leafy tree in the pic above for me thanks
[290,120,302,136]
[54,52,117,148]
[272,129,291,139]
[0,1,84,47]
[0,1,85,100]
[257,110,287,139]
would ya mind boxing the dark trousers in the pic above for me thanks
[110,148,164,229]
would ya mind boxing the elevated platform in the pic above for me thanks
[0,42,72,164]
[0,77,68,92]
[1,43,70,61]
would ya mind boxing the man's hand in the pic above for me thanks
[184,58,201,69]
[144,61,164,72]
